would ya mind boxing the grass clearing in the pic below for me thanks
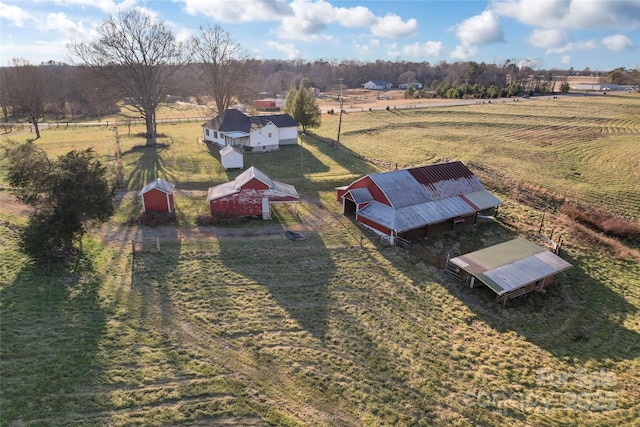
[1,94,639,426]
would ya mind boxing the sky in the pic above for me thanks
[1,0,639,71]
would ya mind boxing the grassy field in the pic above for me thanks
[1,94,639,426]
[313,93,640,221]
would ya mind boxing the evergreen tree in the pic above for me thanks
[5,142,114,260]
[283,79,321,133]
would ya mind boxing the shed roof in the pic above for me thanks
[138,178,175,196]
[449,238,573,295]
[208,166,298,201]
[220,145,242,156]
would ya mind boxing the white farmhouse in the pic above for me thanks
[202,109,298,152]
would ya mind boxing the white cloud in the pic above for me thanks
[602,34,634,51]
[402,41,445,58]
[546,40,598,55]
[451,44,478,59]
[492,0,640,30]
[45,12,88,38]
[181,0,292,22]
[335,5,376,28]
[371,13,417,38]
[0,39,70,64]
[561,55,572,64]
[453,10,504,47]
[527,29,566,48]
[0,2,33,26]
[49,0,138,14]
[354,38,380,57]
[266,40,300,59]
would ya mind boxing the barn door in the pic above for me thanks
[262,197,271,220]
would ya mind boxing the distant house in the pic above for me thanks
[220,145,243,170]
[202,109,298,152]
[362,80,393,90]
[336,161,502,244]
[448,238,573,305]
[138,178,175,214]
[208,166,299,219]
[574,83,635,91]
[398,82,424,90]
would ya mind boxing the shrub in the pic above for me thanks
[128,210,177,227]
[560,202,639,240]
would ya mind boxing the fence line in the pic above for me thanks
[1,116,211,132]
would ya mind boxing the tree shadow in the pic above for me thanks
[411,223,640,362]
[217,227,334,340]
[130,226,181,330]
[0,256,107,423]
[122,145,179,193]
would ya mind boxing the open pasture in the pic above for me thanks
[1,94,639,426]
[313,94,640,221]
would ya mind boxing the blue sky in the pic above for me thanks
[1,0,639,71]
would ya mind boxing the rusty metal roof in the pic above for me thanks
[449,238,573,295]
[208,166,298,201]
[407,161,474,185]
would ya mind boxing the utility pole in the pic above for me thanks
[337,78,344,145]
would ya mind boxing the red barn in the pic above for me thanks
[337,161,502,244]
[208,166,298,219]
[138,178,175,213]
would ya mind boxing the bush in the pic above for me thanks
[560,202,639,240]
[128,210,177,227]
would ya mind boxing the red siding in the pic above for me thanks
[348,176,390,205]
[241,178,269,191]
[143,189,173,213]
[210,188,297,216]
[357,215,392,235]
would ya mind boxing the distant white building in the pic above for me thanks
[574,83,635,91]
[362,80,393,90]
[398,83,424,90]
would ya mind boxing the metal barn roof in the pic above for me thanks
[449,238,573,295]
[138,178,175,196]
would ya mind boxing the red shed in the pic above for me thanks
[207,166,298,219]
[138,178,175,213]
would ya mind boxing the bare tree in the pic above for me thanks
[190,25,255,115]
[69,9,188,147]
[3,59,48,138]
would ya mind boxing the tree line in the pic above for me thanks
[2,8,639,143]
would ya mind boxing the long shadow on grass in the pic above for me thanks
[0,257,107,424]
[130,227,181,333]
[217,229,334,339]
[123,144,179,193]
[436,238,640,362]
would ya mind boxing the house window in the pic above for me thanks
[205,129,209,136]
[214,131,218,139]
[268,132,272,138]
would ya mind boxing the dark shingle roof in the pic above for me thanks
[203,110,297,132]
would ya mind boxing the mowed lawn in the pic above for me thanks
[1,95,639,426]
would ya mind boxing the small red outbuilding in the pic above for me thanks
[138,178,175,213]
[207,166,298,219]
